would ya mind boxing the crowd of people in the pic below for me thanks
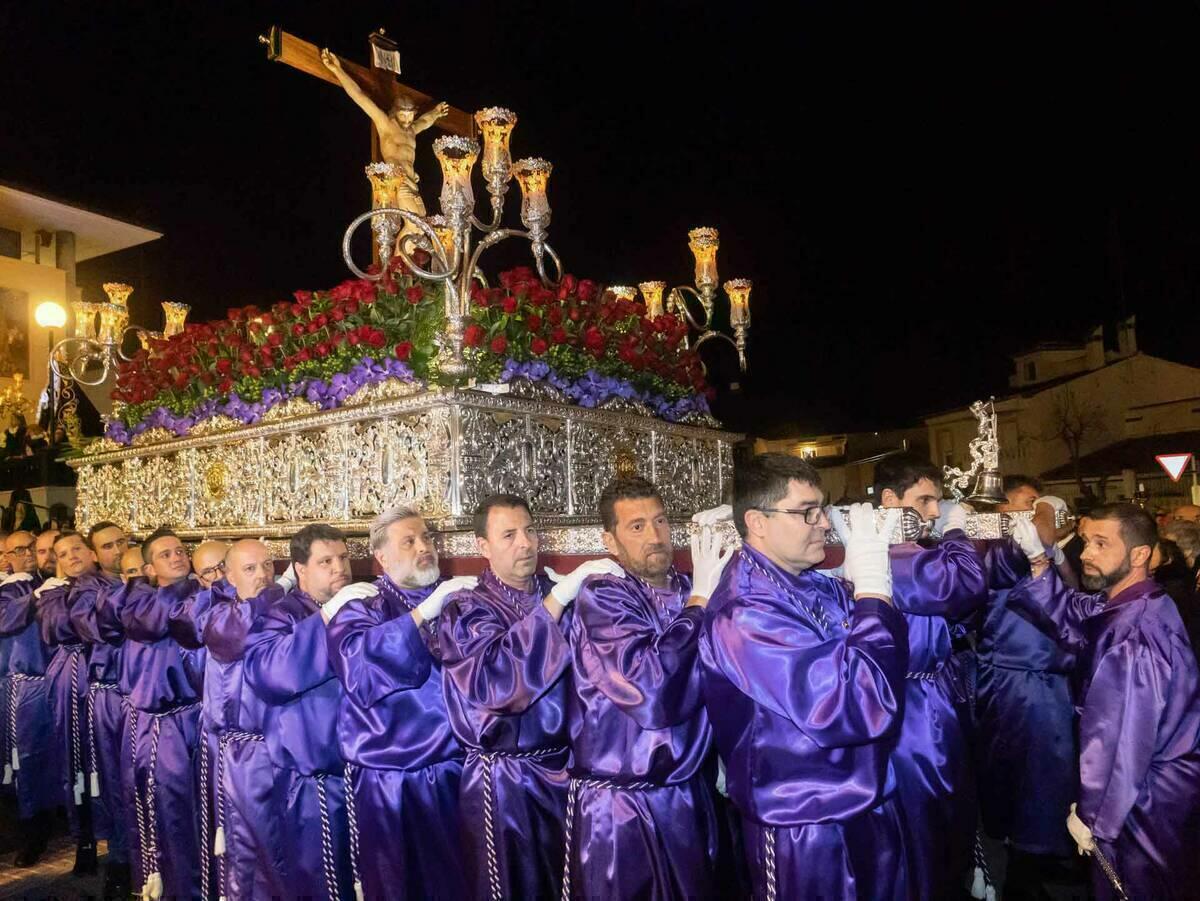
[0,452,1197,901]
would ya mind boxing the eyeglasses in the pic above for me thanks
[754,506,827,525]
[197,561,226,580]
[5,544,35,558]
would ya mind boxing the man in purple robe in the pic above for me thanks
[244,523,354,901]
[326,507,477,901]
[867,454,987,899]
[116,526,203,900]
[0,531,57,866]
[1007,505,1200,899]
[35,531,102,876]
[701,453,910,900]
[68,522,133,898]
[439,493,625,900]
[201,539,287,901]
[563,478,732,900]
[975,481,1081,894]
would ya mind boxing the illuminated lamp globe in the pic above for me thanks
[35,301,67,329]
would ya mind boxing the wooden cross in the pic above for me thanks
[258,25,475,160]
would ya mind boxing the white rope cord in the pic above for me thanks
[314,773,341,901]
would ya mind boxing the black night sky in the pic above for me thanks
[5,4,1200,436]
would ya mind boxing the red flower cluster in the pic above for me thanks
[464,266,706,394]
[113,257,438,417]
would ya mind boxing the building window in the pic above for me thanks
[938,429,953,465]
[1024,361,1037,382]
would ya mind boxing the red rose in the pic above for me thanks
[260,347,274,364]
[525,313,542,332]
[405,286,424,304]
[307,321,320,334]
[292,304,305,317]
[490,335,508,355]
[218,377,233,392]
[293,290,313,306]
[367,330,387,349]
[173,372,189,388]
[577,280,598,303]
[583,326,605,352]
[291,324,305,338]
[314,314,328,328]
[560,274,578,295]
[530,337,548,355]
[463,324,485,347]
[247,366,262,379]
[315,343,330,357]
[297,349,311,362]
[348,333,361,346]
[215,358,232,375]
[547,306,563,326]
[345,300,360,315]
[268,332,283,347]
[393,341,412,360]
[550,327,568,345]
[568,307,581,322]
[330,307,345,322]
[228,308,245,323]
[260,313,275,327]
[501,296,518,315]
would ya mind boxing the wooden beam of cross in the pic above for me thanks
[258,25,475,143]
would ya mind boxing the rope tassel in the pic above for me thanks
[214,825,226,857]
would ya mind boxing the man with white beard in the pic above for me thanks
[325,507,475,901]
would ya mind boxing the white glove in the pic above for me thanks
[321,582,379,624]
[1066,803,1095,856]
[1011,518,1046,562]
[416,575,478,621]
[834,503,899,599]
[690,525,734,600]
[2,571,33,586]
[277,563,298,592]
[546,558,626,606]
[691,504,732,527]
[942,503,969,536]
[34,576,69,598]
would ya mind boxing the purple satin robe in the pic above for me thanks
[1009,571,1200,899]
[327,575,465,901]
[439,568,570,900]
[888,532,987,898]
[975,541,1077,856]
[67,570,127,862]
[243,587,351,901]
[37,577,94,837]
[565,568,719,900]
[201,580,288,901]
[116,577,203,898]
[0,574,56,817]
[701,545,910,901]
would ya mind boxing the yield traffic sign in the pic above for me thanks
[1155,453,1193,482]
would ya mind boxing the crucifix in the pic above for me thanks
[259,25,475,242]
[259,26,474,145]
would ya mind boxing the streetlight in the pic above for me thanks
[34,300,67,444]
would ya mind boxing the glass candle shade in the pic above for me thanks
[102,282,133,307]
[688,227,720,291]
[162,302,190,337]
[97,303,128,344]
[724,279,752,326]
[433,135,480,222]
[639,281,666,319]
[512,158,553,233]
[475,107,517,187]
[72,301,99,339]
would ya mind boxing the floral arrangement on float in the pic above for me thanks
[105,257,712,445]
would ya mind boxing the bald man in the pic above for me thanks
[193,541,229,591]
[36,532,101,875]
[120,547,144,583]
[1171,504,1200,524]
[0,532,57,865]
[199,539,287,899]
